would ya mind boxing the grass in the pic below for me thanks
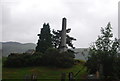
[2,65,86,79]
[2,57,87,80]
[0,57,2,80]
[3,64,87,79]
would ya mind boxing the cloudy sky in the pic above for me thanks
[1,0,119,48]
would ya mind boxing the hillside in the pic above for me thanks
[3,63,86,79]
[73,48,89,60]
[1,42,89,60]
[1,42,36,56]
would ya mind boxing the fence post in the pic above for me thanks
[31,74,37,81]
[24,74,37,81]
[24,74,30,81]
[61,72,66,81]
[68,72,75,81]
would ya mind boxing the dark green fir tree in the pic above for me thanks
[52,28,76,49]
[36,23,53,53]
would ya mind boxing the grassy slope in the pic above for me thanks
[0,57,2,80]
[2,57,87,80]
[3,64,86,79]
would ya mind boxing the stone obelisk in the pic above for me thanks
[118,2,120,53]
[118,1,120,39]
[60,18,67,52]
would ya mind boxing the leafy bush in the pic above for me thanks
[74,59,86,65]
[4,53,24,67]
[4,49,75,68]
[85,23,120,79]
[4,52,43,67]
[41,48,75,68]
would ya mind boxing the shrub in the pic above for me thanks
[43,48,75,68]
[74,59,86,65]
[55,52,74,68]
[4,53,24,67]
[4,52,43,67]
[4,49,75,68]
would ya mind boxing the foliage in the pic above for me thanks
[4,21,76,68]
[36,23,76,52]
[74,59,86,65]
[3,63,86,79]
[36,23,53,53]
[52,29,76,49]
[42,48,75,68]
[4,52,43,67]
[86,22,120,79]
[4,49,75,68]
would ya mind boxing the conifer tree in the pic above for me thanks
[86,22,119,79]
[36,23,53,53]
[52,28,76,49]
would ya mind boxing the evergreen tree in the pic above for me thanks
[86,22,119,79]
[36,23,53,53]
[52,28,76,49]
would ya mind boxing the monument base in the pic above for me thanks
[59,46,67,53]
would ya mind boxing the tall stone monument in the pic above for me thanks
[118,2,120,53]
[118,2,120,39]
[60,18,67,52]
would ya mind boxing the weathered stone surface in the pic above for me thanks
[60,18,67,52]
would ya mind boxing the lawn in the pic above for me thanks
[0,57,2,80]
[3,64,87,80]
[2,57,87,81]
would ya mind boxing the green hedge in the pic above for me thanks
[4,48,75,68]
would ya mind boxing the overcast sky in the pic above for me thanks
[1,0,119,48]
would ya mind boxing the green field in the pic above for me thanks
[2,57,87,80]
[3,64,86,79]
[0,57,2,80]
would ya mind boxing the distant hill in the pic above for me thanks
[1,42,89,60]
[1,42,36,56]
[73,48,89,60]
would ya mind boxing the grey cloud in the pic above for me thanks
[2,0,119,48]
